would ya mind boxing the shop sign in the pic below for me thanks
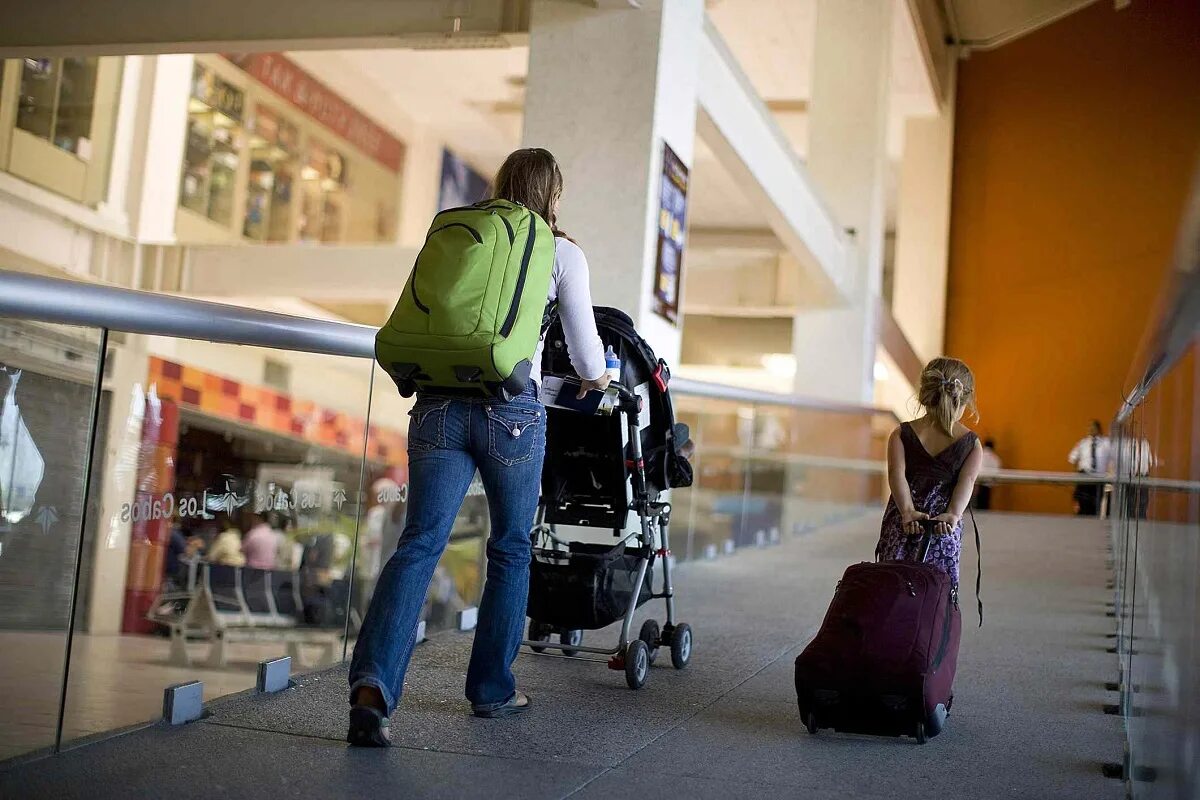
[192,67,245,121]
[224,52,403,173]
[119,479,353,523]
[652,141,689,325]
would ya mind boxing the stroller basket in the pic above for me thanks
[527,541,653,631]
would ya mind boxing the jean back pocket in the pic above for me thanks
[408,398,451,452]
[485,404,543,466]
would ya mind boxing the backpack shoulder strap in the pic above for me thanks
[969,504,983,627]
[540,301,558,338]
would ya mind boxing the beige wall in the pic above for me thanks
[945,0,1200,513]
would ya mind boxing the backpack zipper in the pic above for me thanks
[429,222,483,244]
[435,201,512,216]
[498,211,536,338]
[493,211,514,245]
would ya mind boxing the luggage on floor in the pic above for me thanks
[794,521,961,744]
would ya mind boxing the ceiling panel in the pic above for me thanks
[946,0,1100,47]
[706,0,817,102]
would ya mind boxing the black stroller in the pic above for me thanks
[522,307,695,689]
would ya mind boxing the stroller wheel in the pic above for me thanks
[670,622,693,669]
[639,619,661,665]
[528,620,551,653]
[560,629,583,657]
[625,640,650,690]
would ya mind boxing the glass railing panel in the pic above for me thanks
[672,395,750,562]
[1115,342,1199,795]
[0,319,104,761]
[774,404,891,537]
[353,367,488,641]
[59,335,373,748]
[740,404,788,551]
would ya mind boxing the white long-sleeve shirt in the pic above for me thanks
[531,237,607,386]
[1111,437,1155,478]
[1068,435,1111,474]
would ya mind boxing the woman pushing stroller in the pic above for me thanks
[348,148,611,745]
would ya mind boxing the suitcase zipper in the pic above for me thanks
[498,211,536,338]
[931,589,954,670]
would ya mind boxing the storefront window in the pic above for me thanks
[298,140,348,244]
[179,64,245,226]
[16,57,99,158]
[244,105,298,241]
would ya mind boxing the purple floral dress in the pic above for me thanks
[876,422,978,585]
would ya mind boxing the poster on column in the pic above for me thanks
[438,149,491,212]
[653,142,689,325]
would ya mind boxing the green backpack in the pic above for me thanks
[376,199,554,401]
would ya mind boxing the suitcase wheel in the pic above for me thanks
[804,712,819,735]
[915,721,927,745]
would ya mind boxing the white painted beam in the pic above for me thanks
[0,0,529,57]
[182,244,419,302]
[905,0,953,105]
[696,20,851,308]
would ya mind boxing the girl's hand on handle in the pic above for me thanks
[900,508,929,536]
[577,373,611,399]
[932,512,961,536]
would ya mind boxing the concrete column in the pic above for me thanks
[97,56,144,233]
[891,65,957,363]
[129,55,193,243]
[86,338,151,634]
[791,0,893,405]
[396,126,444,247]
[522,0,703,363]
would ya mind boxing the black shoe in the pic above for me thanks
[472,691,532,719]
[347,705,392,747]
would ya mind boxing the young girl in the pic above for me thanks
[876,357,984,586]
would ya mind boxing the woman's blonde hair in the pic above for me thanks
[490,148,569,238]
[918,357,977,436]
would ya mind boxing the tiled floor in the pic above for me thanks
[2,512,1126,799]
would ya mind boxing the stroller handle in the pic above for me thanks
[609,382,641,414]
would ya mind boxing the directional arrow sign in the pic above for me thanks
[35,505,59,535]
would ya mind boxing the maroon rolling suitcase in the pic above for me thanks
[794,520,966,744]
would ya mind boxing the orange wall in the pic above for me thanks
[944,0,1200,513]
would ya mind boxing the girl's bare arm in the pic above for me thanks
[888,427,926,534]
[934,439,984,534]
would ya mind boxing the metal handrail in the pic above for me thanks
[0,268,899,418]
[671,377,893,417]
[0,269,376,359]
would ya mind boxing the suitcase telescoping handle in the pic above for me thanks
[911,518,940,564]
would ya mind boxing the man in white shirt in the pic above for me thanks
[1068,420,1111,516]
[976,438,1002,510]
[1111,435,1155,519]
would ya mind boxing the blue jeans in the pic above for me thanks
[349,383,545,713]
